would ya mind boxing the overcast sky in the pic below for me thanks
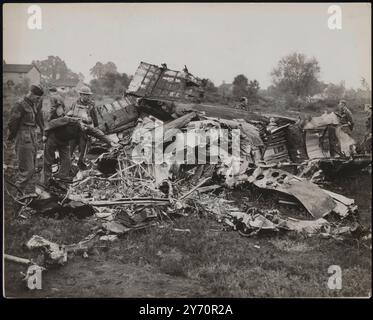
[3,3,371,89]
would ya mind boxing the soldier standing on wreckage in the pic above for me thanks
[66,85,100,169]
[7,84,45,194]
[336,100,354,132]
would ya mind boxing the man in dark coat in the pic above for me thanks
[7,84,44,193]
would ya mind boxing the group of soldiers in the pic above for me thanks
[7,84,116,194]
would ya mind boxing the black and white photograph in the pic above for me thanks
[2,2,372,301]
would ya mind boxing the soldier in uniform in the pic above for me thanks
[48,92,66,121]
[7,84,45,193]
[336,100,354,131]
[236,97,248,110]
[43,116,116,183]
[41,94,72,185]
[67,85,99,169]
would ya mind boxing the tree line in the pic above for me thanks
[14,54,370,108]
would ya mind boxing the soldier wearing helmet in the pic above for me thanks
[67,85,100,170]
[67,86,98,126]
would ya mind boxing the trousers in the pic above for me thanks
[15,127,37,192]
[42,132,71,184]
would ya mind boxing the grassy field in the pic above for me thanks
[3,93,371,298]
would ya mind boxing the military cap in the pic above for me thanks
[30,84,44,96]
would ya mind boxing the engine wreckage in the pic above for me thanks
[8,62,371,285]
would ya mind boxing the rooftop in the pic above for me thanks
[3,64,37,74]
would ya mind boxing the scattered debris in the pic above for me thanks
[5,62,371,288]
[26,235,68,265]
[99,235,118,241]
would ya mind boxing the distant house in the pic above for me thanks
[49,78,86,93]
[3,62,41,86]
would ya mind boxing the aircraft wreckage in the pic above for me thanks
[92,61,371,176]
[8,62,371,282]
[30,61,371,218]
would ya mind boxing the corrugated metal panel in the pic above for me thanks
[305,128,331,159]
[127,62,203,101]
[263,125,290,163]
[128,62,163,96]
[95,96,139,133]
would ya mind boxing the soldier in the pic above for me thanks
[48,86,61,105]
[7,84,45,193]
[43,116,116,183]
[236,97,248,110]
[41,94,72,185]
[48,92,66,121]
[68,86,98,125]
[67,85,99,169]
[336,100,354,131]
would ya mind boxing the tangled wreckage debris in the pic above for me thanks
[7,62,371,289]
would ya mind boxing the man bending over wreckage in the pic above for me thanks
[42,115,116,186]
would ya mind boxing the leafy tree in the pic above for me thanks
[232,74,249,98]
[324,81,346,100]
[247,79,260,102]
[104,62,118,75]
[271,53,321,97]
[89,78,104,95]
[90,62,105,79]
[200,79,220,103]
[32,56,79,81]
[90,61,118,79]
[90,72,130,95]
[356,77,371,103]
[202,79,218,93]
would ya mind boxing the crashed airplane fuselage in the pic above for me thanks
[91,61,371,175]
